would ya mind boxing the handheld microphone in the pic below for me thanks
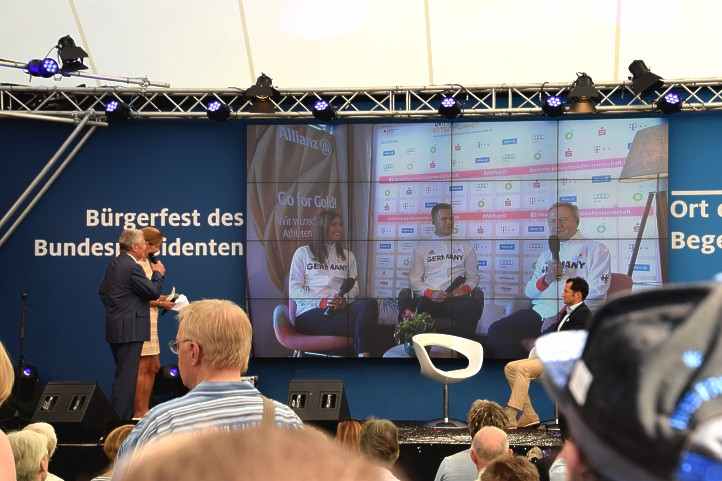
[445,276,467,294]
[548,235,562,280]
[548,235,560,262]
[148,252,159,264]
[324,278,356,316]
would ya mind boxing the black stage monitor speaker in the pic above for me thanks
[31,382,118,443]
[288,379,349,422]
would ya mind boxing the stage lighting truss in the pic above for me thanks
[1,79,720,120]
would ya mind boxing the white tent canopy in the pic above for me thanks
[2,0,721,90]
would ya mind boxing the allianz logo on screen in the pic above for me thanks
[592,175,612,183]
[502,138,518,145]
[278,127,333,157]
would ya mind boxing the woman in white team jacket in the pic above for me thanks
[289,210,378,356]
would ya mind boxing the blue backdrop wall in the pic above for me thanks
[0,113,720,422]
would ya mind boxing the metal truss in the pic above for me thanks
[2,78,722,120]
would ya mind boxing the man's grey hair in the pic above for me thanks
[8,430,48,481]
[118,228,144,252]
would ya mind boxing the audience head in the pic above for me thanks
[360,418,400,467]
[536,283,722,481]
[118,427,386,481]
[470,426,510,471]
[480,455,540,481]
[468,399,508,437]
[0,341,14,405]
[175,299,252,388]
[336,419,363,452]
[8,430,49,481]
[103,424,135,464]
[23,423,57,459]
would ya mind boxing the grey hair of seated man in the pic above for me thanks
[8,430,49,481]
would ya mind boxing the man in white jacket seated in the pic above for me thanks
[407,203,483,340]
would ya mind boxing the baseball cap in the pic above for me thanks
[535,284,722,481]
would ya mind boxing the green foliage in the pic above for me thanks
[393,311,435,344]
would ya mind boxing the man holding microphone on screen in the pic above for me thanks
[485,202,611,359]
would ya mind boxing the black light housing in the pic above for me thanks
[245,73,280,113]
[206,98,231,121]
[438,91,462,119]
[568,72,602,113]
[541,92,565,117]
[628,60,663,96]
[310,98,336,122]
[57,35,88,73]
[656,90,683,114]
[105,100,132,123]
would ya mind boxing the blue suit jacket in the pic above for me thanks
[99,253,164,343]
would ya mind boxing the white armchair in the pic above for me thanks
[412,333,483,428]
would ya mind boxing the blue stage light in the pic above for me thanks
[105,100,131,123]
[541,94,565,117]
[206,99,231,121]
[438,92,462,119]
[657,90,683,114]
[310,98,336,122]
[26,58,59,78]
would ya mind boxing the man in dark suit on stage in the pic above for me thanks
[99,228,165,420]
[502,277,591,429]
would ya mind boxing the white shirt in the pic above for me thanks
[558,301,583,331]
[409,234,480,294]
[289,245,360,317]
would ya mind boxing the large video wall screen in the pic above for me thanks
[247,118,668,358]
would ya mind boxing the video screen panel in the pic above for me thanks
[247,118,668,358]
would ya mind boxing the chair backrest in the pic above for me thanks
[412,333,483,385]
[608,273,633,296]
[287,299,297,322]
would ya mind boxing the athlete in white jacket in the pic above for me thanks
[407,203,483,339]
[288,210,377,356]
[486,202,611,358]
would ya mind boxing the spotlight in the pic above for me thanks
[245,73,280,113]
[656,90,683,114]
[628,60,663,96]
[438,92,462,119]
[57,35,88,73]
[310,98,336,122]
[26,58,59,78]
[206,99,231,121]
[568,73,602,113]
[152,365,187,406]
[541,93,564,117]
[105,100,132,123]
[15,364,39,404]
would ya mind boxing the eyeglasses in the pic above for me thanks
[169,338,193,355]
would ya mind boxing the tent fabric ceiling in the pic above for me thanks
[2,0,721,90]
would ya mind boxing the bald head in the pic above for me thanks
[470,426,510,471]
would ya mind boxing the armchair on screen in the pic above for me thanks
[272,300,352,358]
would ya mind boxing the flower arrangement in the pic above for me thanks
[393,311,435,345]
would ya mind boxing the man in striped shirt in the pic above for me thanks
[114,299,302,468]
